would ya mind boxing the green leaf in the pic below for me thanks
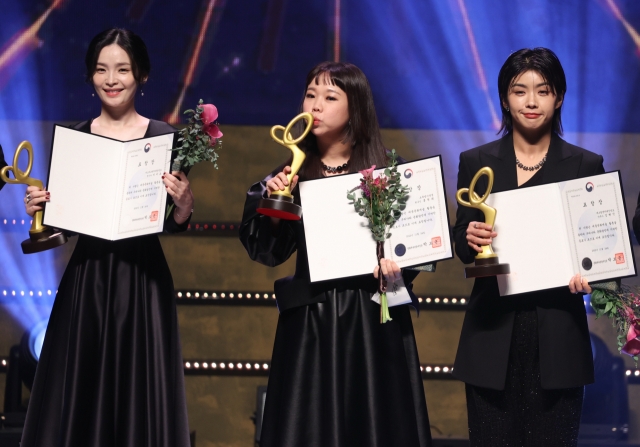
[605,301,613,313]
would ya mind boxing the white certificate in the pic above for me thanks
[487,171,636,296]
[299,156,453,282]
[44,125,174,240]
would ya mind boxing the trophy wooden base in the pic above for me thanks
[21,228,68,254]
[465,256,510,278]
[257,196,302,221]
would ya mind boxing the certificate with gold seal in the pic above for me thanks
[43,125,175,240]
[486,171,636,296]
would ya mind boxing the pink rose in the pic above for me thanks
[204,123,223,140]
[200,104,219,125]
[359,165,376,179]
[622,337,640,356]
[622,319,640,356]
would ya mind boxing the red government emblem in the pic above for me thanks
[615,253,625,264]
[150,211,159,222]
[431,236,442,248]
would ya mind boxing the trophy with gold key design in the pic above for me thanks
[456,166,510,278]
[0,141,67,254]
[257,112,313,220]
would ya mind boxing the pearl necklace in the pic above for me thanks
[515,152,547,171]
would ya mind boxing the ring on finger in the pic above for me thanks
[474,223,478,229]
[25,193,32,204]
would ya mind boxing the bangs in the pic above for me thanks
[307,66,347,93]
[508,68,557,96]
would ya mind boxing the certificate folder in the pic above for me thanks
[488,171,636,296]
[299,155,453,283]
[43,125,174,240]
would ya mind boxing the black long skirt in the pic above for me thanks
[260,290,432,447]
[20,234,191,447]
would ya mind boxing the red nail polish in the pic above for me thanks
[162,176,165,179]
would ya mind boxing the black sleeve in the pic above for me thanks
[239,169,298,267]
[163,204,191,234]
[453,152,485,264]
[0,145,7,191]
[162,168,192,234]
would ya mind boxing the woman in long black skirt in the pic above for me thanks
[21,29,192,447]
[240,61,432,447]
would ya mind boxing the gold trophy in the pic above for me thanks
[257,112,313,220]
[0,141,67,254]
[456,166,510,278]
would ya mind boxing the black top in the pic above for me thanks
[518,163,545,188]
[452,133,604,390]
[71,119,187,232]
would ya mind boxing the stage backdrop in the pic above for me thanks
[3,0,640,444]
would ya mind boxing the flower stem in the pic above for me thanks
[376,241,391,323]
[380,292,392,323]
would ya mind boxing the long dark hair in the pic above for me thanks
[497,47,566,136]
[295,62,388,181]
[85,28,150,84]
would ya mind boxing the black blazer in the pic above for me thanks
[0,145,7,191]
[452,133,604,390]
[632,193,640,243]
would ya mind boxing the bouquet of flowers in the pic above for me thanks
[171,99,223,172]
[591,281,640,360]
[166,99,222,218]
[347,149,410,323]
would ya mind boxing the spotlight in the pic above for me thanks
[25,320,47,362]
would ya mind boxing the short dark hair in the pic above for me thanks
[497,48,566,135]
[297,61,388,181]
[85,28,150,84]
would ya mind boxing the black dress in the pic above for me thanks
[240,167,432,447]
[20,120,191,447]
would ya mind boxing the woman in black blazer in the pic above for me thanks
[453,48,603,446]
